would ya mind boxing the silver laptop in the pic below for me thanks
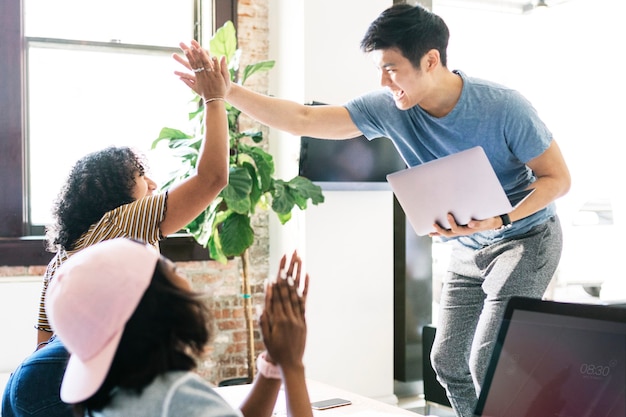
[386,146,524,236]
[474,297,626,417]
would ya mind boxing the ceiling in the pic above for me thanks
[431,0,570,14]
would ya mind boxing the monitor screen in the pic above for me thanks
[476,300,626,417]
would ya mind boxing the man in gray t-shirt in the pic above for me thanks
[223,4,570,416]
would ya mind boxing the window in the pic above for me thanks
[0,0,236,265]
[430,0,626,304]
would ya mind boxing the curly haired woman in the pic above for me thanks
[2,41,229,417]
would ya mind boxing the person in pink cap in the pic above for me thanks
[45,238,313,417]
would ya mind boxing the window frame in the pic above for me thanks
[0,0,237,265]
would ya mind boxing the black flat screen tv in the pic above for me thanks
[299,134,406,182]
[298,101,406,183]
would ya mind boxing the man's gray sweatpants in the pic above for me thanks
[431,216,562,417]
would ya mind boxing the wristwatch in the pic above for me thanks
[256,351,282,379]
[497,213,512,231]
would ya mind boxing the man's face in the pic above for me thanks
[370,47,429,111]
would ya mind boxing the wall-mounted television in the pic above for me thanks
[299,134,406,182]
[298,101,406,183]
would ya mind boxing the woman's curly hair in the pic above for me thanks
[45,146,146,252]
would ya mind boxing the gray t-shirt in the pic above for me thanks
[91,371,242,417]
[345,70,555,248]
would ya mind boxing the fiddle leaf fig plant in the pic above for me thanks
[152,20,324,264]
[152,21,324,381]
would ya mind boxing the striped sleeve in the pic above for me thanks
[37,192,168,332]
[36,251,68,332]
[80,193,168,248]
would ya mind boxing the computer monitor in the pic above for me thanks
[475,297,626,417]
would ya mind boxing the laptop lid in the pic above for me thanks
[386,146,518,236]
[474,297,626,417]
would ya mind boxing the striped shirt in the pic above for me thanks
[36,193,168,333]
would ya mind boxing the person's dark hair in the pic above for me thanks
[45,146,146,252]
[360,3,450,68]
[75,258,213,415]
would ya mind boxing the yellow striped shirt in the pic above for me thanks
[36,193,168,333]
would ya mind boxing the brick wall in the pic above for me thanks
[0,0,272,386]
[209,0,271,383]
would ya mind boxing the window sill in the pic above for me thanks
[0,234,210,266]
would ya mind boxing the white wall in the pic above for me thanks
[266,0,388,184]
[0,277,43,411]
[266,0,390,276]
[0,277,41,373]
[266,0,396,403]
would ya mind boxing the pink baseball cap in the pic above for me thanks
[45,238,160,403]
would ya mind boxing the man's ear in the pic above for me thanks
[423,49,441,71]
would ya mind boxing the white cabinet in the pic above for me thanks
[302,186,397,404]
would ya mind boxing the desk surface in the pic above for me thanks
[214,379,423,417]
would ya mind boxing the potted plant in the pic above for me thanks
[152,21,324,381]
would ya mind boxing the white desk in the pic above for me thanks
[214,379,423,417]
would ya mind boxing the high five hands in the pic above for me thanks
[173,40,230,102]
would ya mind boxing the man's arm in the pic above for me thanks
[173,50,362,140]
[433,139,571,236]
[508,139,571,222]
[226,83,362,140]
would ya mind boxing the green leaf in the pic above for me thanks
[240,60,275,85]
[209,21,238,64]
[186,209,212,246]
[242,130,264,144]
[219,213,254,257]
[276,211,292,225]
[208,227,227,264]
[270,177,324,218]
[152,127,192,149]
[189,105,204,121]
[240,144,274,192]
[222,166,252,214]
[227,106,241,127]
[241,161,262,209]
[286,176,325,205]
[270,180,295,215]
[168,138,202,152]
